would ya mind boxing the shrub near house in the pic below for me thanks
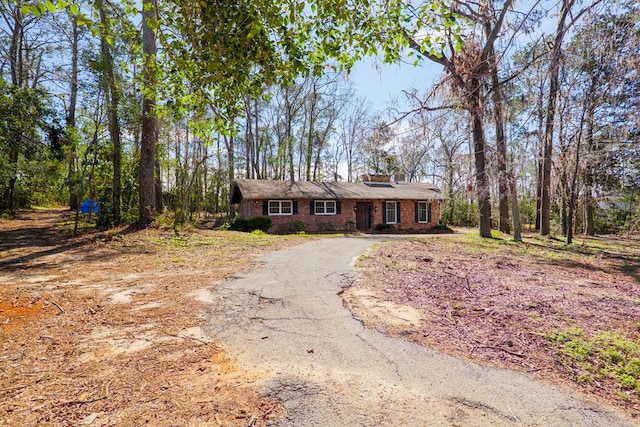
[228,216,273,233]
[230,176,445,233]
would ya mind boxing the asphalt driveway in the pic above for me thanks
[205,236,634,426]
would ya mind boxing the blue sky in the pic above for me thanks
[348,56,441,114]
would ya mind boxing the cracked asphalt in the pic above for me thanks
[205,236,635,426]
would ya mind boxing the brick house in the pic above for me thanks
[230,175,445,233]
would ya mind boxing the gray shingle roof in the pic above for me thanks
[231,179,444,203]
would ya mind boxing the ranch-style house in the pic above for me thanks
[231,175,445,233]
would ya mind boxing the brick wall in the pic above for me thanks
[239,198,439,233]
[361,174,392,183]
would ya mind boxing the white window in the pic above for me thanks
[385,201,397,224]
[315,200,337,215]
[268,200,293,215]
[417,201,431,223]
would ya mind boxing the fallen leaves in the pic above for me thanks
[1,210,290,426]
[345,235,640,415]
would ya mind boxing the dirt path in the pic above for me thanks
[206,237,635,426]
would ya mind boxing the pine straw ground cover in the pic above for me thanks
[343,232,640,419]
[0,209,313,426]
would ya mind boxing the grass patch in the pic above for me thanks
[460,232,640,273]
[547,328,640,397]
[147,228,320,256]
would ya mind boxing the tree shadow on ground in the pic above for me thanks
[0,210,142,272]
[522,235,640,284]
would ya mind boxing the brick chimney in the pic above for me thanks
[361,174,392,183]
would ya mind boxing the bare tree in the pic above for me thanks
[401,0,516,237]
[539,0,574,236]
[336,96,371,182]
[539,0,604,236]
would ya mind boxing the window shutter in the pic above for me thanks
[293,201,298,215]
[415,202,419,223]
[310,201,315,215]
[428,202,432,223]
[396,201,401,223]
[336,201,341,214]
[382,202,387,224]
[263,201,268,216]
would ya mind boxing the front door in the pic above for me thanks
[356,202,372,231]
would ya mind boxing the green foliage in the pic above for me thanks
[154,0,462,134]
[318,221,336,232]
[247,216,272,233]
[518,197,537,230]
[433,224,452,231]
[95,189,113,227]
[227,216,272,233]
[228,217,249,232]
[374,223,395,231]
[153,211,177,230]
[0,78,53,214]
[23,154,68,208]
[289,220,308,233]
[596,196,640,235]
[452,199,478,227]
[547,328,640,395]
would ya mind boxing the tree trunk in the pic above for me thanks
[98,1,122,224]
[203,143,209,212]
[306,86,318,182]
[540,0,574,236]
[5,7,22,213]
[9,6,22,87]
[6,146,18,213]
[584,173,594,235]
[509,170,522,241]
[139,0,158,224]
[584,104,596,235]
[486,24,510,234]
[253,99,261,179]
[224,133,236,217]
[567,79,596,243]
[470,77,492,238]
[534,89,544,231]
[66,14,79,211]
[288,136,295,182]
[560,187,567,236]
[448,170,455,225]
[155,158,163,214]
[244,99,252,179]
[567,134,582,244]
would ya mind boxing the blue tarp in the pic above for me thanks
[80,199,99,214]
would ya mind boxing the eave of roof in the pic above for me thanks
[231,179,445,204]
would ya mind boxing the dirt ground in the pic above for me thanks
[0,209,300,426]
[4,210,640,425]
[342,233,640,419]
